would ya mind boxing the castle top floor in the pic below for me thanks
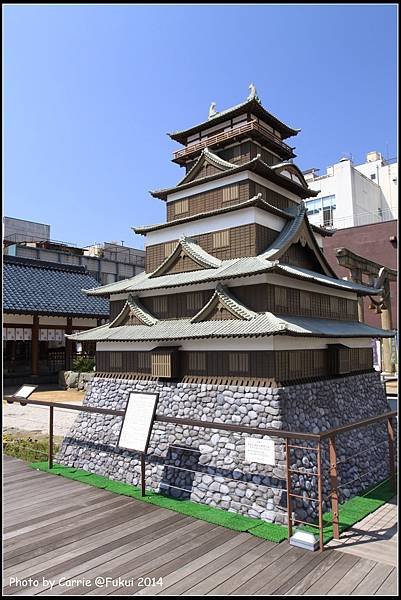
[169,85,300,166]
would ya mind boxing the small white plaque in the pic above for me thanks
[54,329,64,341]
[47,329,56,341]
[39,329,48,341]
[245,437,275,465]
[23,328,32,341]
[118,392,159,454]
[15,385,37,399]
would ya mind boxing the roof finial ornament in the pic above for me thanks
[208,102,217,119]
[247,83,260,103]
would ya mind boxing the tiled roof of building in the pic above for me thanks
[133,195,333,237]
[4,256,109,317]
[191,283,258,322]
[68,312,393,343]
[150,236,222,278]
[83,253,380,297]
[110,294,158,327]
[168,97,300,143]
[151,155,318,200]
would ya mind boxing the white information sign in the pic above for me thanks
[15,385,38,399]
[118,392,159,454]
[245,437,275,466]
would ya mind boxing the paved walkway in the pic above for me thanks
[3,457,397,596]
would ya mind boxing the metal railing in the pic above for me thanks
[6,396,397,552]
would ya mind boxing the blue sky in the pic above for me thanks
[4,4,397,249]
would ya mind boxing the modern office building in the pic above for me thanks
[3,217,145,285]
[303,152,398,230]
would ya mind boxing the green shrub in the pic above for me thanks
[72,355,95,372]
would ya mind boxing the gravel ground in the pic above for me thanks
[3,387,84,437]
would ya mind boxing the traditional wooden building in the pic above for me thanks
[62,87,394,524]
[3,256,109,383]
[70,87,391,383]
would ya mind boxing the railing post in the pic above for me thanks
[328,435,340,539]
[386,416,396,491]
[285,437,293,539]
[48,406,54,470]
[316,440,324,552]
[140,453,146,497]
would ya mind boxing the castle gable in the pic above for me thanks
[191,283,257,323]
[149,236,222,278]
[110,294,158,327]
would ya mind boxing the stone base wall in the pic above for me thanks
[56,372,391,524]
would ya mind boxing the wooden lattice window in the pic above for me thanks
[289,352,302,378]
[213,230,230,249]
[110,351,122,371]
[300,291,311,313]
[287,289,300,313]
[222,185,239,204]
[164,241,177,257]
[186,292,203,311]
[320,295,330,317]
[153,295,168,316]
[138,352,150,372]
[338,298,348,319]
[330,296,339,314]
[229,352,249,374]
[347,299,357,318]
[275,286,287,310]
[231,145,242,163]
[188,352,206,373]
[151,347,179,378]
[174,198,189,216]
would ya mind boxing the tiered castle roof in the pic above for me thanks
[71,87,391,350]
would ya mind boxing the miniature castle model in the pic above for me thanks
[61,87,393,524]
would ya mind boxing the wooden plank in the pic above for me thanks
[106,527,241,596]
[228,545,306,596]
[326,558,377,595]
[285,550,345,595]
[257,546,333,595]
[271,549,330,596]
[153,535,267,596]
[4,496,132,544]
[52,522,221,596]
[302,554,361,595]
[350,562,395,595]
[138,535,271,596]
[4,515,195,596]
[4,508,185,582]
[374,568,397,596]
[5,502,159,565]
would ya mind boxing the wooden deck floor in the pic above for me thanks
[3,457,397,596]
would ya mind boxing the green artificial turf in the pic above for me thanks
[30,461,393,546]
[30,461,287,541]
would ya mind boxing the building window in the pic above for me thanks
[110,352,122,371]
[174,198,189,216]
[186,292,203,311]
[153,295,168,316]
[188,352,206,372]
[232,145,242,163]
[164,241,177,257]
[305,195,336,226]
[222,185,239,204]
[370,173,376,180]
[300,291,311,312]
[229,352,249,374]
[275,286,287,309]
[213,230,230,249]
